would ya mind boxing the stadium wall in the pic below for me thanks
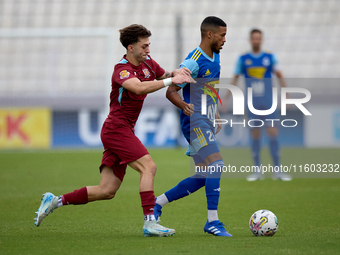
[1,105,340,149]
[1,0,340,149]
[0,107,303,149]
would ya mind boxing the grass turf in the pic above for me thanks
[0,148,339,255]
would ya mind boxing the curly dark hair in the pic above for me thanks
[119,24,152,49]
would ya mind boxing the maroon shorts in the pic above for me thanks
[99,121,149,182]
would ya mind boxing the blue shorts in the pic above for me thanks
[247,108,279,128]
[183,124,220,164]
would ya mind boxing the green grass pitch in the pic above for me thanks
[0,148,339,255]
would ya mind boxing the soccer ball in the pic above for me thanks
[249,209,278,236]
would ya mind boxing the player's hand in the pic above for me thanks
[215,122,222,134]
[172,67,191,77]
[219,103,228,114]
[171,72,192,85]
[182,103,194,116]
[215,109,222,134]
[181,67,197,84]
[219,95,228,113]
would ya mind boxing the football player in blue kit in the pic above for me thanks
[154,16,233,237]
[224,29,292,181]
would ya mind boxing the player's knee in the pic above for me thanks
[104,191,116,200]
[251,128,261,140]
[147,162,157,176]
[266,127,278,137]
[140,157,157,176]
[102,187,117,200]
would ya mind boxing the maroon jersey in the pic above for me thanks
[106,55,165,128]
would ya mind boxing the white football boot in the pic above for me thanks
[143,220,175,237]
[273,172,292,181]
[34,192,58,227]
[246,172,264,181]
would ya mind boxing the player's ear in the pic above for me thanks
[207,31,213,39]
[127,44,134,53]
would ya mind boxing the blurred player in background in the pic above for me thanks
[155,16,233,237]
[34,24,192,237]
[223,29,292,181]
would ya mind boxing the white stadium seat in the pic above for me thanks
[0,0,339,104]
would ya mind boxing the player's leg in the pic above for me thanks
[87,166,122,201]
[198,147,222,222]
[128,154,176,237]
[163,161,207,203]
[264,109,292,181]
[265,126,292,181]
[154,154,207,220]
[266,126,279,168]
[34,165,122,227]
[251,127,261,168]
[154,130,209,219]
[247,127,264,181]
[35,122,128,227]
[128,154,158,216]
[198,146,232,237]
[189,124,231,237]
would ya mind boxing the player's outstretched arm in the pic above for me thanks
[121,72,191,96]
[166,85,194,116]
[156,68,192,81]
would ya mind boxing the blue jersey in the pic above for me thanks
[178,47,221,135]
[234,51,278,110]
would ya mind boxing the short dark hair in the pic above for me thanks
[119,24,152,49]
[200,16,227,38]
[250,28,262,36]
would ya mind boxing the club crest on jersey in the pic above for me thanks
[142,68,151,78]
[262,57,270,66]
[119,70,130,79]
[245,59,252,65]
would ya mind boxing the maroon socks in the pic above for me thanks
[140,190,155,216]
[61,187,88,205]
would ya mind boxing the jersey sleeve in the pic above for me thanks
[233,56,243,75]
[150,58,166,78]
[177,59,199,88]
[272,54,280,72]
[113,65,137,86]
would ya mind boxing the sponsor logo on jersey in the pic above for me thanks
[245,59,252,65]
[119,70,130,79]
[262,57,270,66]
[247,67,267,79]
[142,68,151,78]
[203,69,212,77]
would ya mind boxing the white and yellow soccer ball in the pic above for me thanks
[249,209,278,236]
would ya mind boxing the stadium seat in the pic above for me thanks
[0,0,339,104]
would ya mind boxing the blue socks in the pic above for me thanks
[161,160,224,212]
[251,139,260,170]
[251,136,280,170]
[164,174,206,202]
[205,160,223,210]
[269,136,280,167]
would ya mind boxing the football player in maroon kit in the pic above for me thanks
[34,24,192,237]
